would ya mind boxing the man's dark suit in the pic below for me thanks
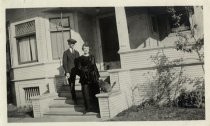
[63,49,80,102]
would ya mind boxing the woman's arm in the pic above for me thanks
[90,55,100,78]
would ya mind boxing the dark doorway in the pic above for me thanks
[99,15,121,70]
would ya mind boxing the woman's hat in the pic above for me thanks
[67,38,77,44]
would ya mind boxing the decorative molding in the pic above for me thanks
[96,91,121,98]
[119,45,177,54]
[107,62,204,73]
[11,77,46,82]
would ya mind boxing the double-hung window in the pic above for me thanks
[49,17,71,60]
[15,20,38,64]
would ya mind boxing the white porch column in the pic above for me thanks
[192,6,203,39]
[115,7,130,51]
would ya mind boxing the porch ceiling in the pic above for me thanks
[42,7,115,16]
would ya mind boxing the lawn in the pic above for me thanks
[7,104,33,118]
[110,105,205,121]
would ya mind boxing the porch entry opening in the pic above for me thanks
[99,15,121,70]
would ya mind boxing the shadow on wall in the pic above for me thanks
[126,7,174,49]
[54,66,67,92]
[6,20,16,105]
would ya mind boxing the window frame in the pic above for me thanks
[150,8,191,37]
[16,34,38,64]
[14,20,39,65]
[49,16,71,60]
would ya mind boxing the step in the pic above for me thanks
[49,104,85,113]
[49,102,84,108]
[40,115,102,122]
[58,91,83,98]
[99,70,109,76]
[52,97,84,105]
[58,85,81,92]
[44,110,99,116]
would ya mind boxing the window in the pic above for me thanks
[49,17,71,60]
[15,21,38,64]
[150,7,191,40]
[168,7,191,32]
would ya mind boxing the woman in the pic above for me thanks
[77,43,100,114]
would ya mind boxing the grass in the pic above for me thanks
[7,104,33,118]
[110,105,205,121]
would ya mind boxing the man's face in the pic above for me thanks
[69,43,75,49]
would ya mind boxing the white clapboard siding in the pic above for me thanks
[120,47,203,69]
[110,72,120,91]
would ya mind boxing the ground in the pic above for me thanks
[110,105,205,121]
[7,104,102,122]
[7,104,33,118]
[8,103,205,122]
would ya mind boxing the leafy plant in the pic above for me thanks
[144,50,184,106]
[167,6,204,72]
[175,77,205,108]
[166,6,205,108]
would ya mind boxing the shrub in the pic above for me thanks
[8,104,33,117]
[176,86,205,108]
[145,50,183,106]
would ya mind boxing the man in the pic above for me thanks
[63,38,80,104]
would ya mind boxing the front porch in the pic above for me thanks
[7,6,204,120]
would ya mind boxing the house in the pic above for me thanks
[6,6,204,120]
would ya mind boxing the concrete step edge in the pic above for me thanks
[49,104,84,108]
[44,111,98,116]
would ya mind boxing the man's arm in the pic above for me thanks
[62,51,69,74]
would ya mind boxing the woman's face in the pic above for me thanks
[83,46,90,54]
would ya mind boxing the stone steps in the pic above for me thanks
[44,111,98,116]
[49,104,84,113]
[43,70,109,120]
[58,90,83,98]
[58,85,81,92]
[52,97,84,105]
[44,97,99,117]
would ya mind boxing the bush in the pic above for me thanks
[8,104,33,117]
[139,98,157,108]
[176,88,205,108]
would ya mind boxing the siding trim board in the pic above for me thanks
[108,62,204,73]
[10,75,66,82]
[130,62,204,71]
[12,60,62,69]
[119,44,198,54]
[11,77,46,82]
[12,63,44,69]
[119,46,178,54]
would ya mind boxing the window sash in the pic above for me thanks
[49,17,70,30]
[50,31,70,60]
[49,17,71,60]
[17,35,38,64]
